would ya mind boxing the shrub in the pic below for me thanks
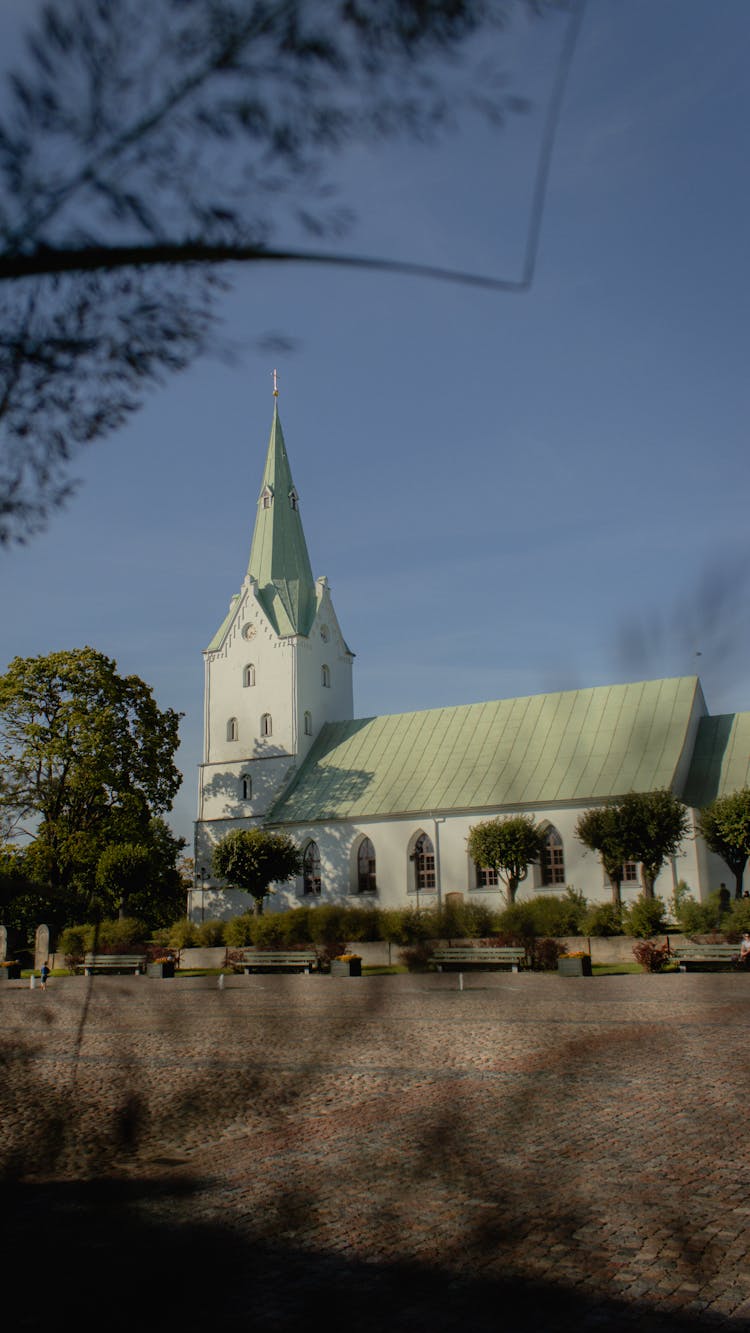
[95,917,148,951]
[341,904,381,942]
[57,924,91,964]
[399,941,434,971]
[528,937,564,971]
[278,907,312,945]
[435,899,499,940]
[195,918,226,947]
[724,897,750,939]
[306,904,349,948]
[581,903,623,937]
[224,913,256,946]
[623,896,667,938]
[632,940,671,972]
[675,890,725,937]
[168,918,200,949]
[251,914,288,949]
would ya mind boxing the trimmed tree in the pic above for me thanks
[697,789,750,900]
[212,828,301,916]
[467,815,546,908]
[617,790,690,900]
[575,805,628,907]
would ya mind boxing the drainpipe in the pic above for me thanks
[432,814,445,911]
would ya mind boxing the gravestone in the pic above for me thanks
[35,924,51,970]
[0,924,6,962]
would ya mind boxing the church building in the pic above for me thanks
[193,397,750,919]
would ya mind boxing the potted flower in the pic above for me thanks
[1,960,22,980]
[330,953,362,978]
[147,954,176,979]
[558,951,592,978]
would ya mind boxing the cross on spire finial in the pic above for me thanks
[272,368,279,398]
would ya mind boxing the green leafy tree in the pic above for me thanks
[467,815,546,907]
[697,789,750,900]
[0,648,182,910]
[575,805,628,907]
[617,789,690,901]
[95,842,152,919]
[212,828,301,915]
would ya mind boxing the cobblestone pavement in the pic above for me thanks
[3,972,750,1330]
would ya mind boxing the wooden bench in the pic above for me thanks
[80,953,147,976]
[237,950,318,974]
[432,946,526,973]
[671,943,740,972]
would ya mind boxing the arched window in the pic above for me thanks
[475,863,499,888]
[260,713,272,737]
[243,664,256,687]
[357,837,377,893]
[304,710,312,736]
[541,827,565,886]
[241,774,252,800]
[411,833,436,893]
[321,664,330,687]
[261,487,272,509]
[289,489,299,511]
[303,841,321,896]
[227,717,238,742]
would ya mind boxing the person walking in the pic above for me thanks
[40,959,50,990]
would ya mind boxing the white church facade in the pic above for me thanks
[193,399,750,919]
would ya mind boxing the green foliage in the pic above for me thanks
[95,842,152,916]
[580,902,623,937]
[623,895,667,939]
[224,913,255,947]
[91,917,148,951]
[575,805,628,901]
[212,828,301,914]
[672,887,728,937]
[697,789,750,897]
[194,918,226,947]
[617,790,690,898]
[306,904,350,948]
[339,904,381,942]
[0,649,182,919]
[250,914,288,948]
[467,816,546,905]
[57,924,90,962]
[168,918,200,949]
[497,892,585,941]
[726,897,750,936]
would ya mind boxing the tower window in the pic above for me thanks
[321,664,330,688]
[289,489,299,511]
[243,664,256,687]
[260,713,272,737]
[261,486,273,510]
[304,711,312,736]
[226,717,238,742]
[241,774,252,801]
[303,841,321,895]
[541,827,565,886]
[357,838,377,893]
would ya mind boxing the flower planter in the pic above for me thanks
[558,956,592,977]
[1,964,22,980]
[330,959,362,978]
[147,962,175,978]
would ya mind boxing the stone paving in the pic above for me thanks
[3,972,750,1330]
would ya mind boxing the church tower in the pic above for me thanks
[194,388,354,901]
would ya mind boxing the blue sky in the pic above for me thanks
[3,1,749,849]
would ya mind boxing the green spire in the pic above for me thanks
[246,403,317,637]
